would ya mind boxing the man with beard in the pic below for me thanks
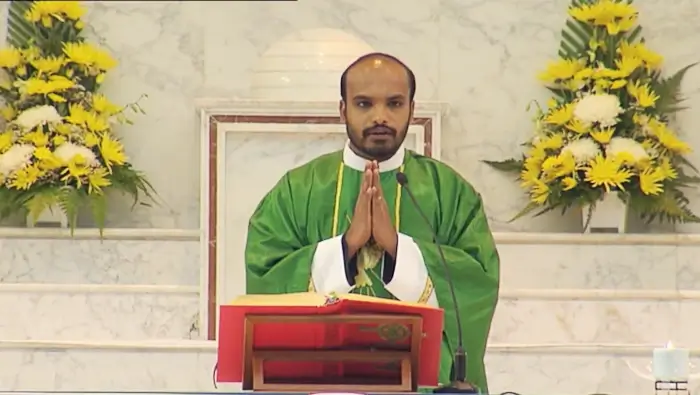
[244,52,500,393]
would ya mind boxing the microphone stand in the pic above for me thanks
[396,172,478,394]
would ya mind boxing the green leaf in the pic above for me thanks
[89,193,107,238]
[482,159,523,172]
[509,202,541,223]
[24,189,57,224]
[56,186,85,235]
[653,62,698,114]
[7,1,35,48]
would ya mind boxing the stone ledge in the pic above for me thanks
[1,227,700,245]
[1,339,695,354]
[0,345,696,394]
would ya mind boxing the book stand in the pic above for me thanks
[242,314,424,392]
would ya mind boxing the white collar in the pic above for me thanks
[342,141,405,173]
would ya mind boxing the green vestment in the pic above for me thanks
[245,149,500,393]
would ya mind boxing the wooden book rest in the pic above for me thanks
[242,314,424,392]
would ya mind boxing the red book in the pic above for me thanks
[217,292,444,388]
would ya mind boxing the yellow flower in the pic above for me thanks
[584,155,632,191]
[618,41,663,70]
[21,131,50,147]
[31,56,66,75]
[24,75,75,95]
[544,104,574,125]
[647,119,691,154]
[0,132,14,152]
[25,1,86,24]
[569,0,638,34]
[590,128,615,144]
[53,135,67,146]
[627,82,659,108]
[22,47,42,62]
[87,167,111,194]
[566,119,590,135]
[99,134,127,169]
[538,59,586,82]
[33,146,62,170]
[540,134,564,150]
[10,164,43,189]
[60,155,90,184]
[614,56,643,77]
[84,132,100,148]
[561,177,578,191]
[65,104,109,132]
[656,157,678,180]
[529,180,550,204]
[638,168,665,195]
[63,42,117,71]
[610,80,627,89]
[0,48,23,69]
[92,94,121,115]
[0,106,16,121]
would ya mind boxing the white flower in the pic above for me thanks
[14,105,62,130]
[0,144,35,176]
[606,137,649,162]
[561,138,601,164]
[53,142,99,166]
[573,94,623,128]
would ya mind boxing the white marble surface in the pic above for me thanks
[1,346,698,395]
[22,0,694,233]
[497,242,700,290]
[0,238,199,285]
[492,299,700,348]
[0,293,199,340]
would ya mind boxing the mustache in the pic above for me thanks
[363,126,397,137]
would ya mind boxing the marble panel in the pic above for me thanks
[498,243,679,290]
[490,299,690,347]
[0,239,199,285]
[0,293,199,340]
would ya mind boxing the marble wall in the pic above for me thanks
[2,0,697,233]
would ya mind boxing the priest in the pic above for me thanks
[244,52,500,393]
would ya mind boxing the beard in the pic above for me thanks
[346,123,409,162]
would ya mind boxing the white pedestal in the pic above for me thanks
[26,205,68,228]
[582,193,628,233]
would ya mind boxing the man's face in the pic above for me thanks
[340,58,414,161]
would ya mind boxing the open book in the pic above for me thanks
[217,292,444,388]
[229,291,441,309]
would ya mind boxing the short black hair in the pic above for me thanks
[339,52,416,102]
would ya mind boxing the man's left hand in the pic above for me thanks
[370,162,398,259]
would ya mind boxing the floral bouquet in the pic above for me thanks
[484,0,698,229]
[0,1,156,234]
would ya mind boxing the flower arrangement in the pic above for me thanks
[485,0,699,227]
[0,1,156,233]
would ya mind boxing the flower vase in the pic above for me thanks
[582,193,628,233]
[26,205,69,229]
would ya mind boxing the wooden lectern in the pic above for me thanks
[216,293,444,392]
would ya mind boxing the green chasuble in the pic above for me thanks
[245,147,500,393]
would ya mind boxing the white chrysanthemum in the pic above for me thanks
[0,144,35,176]
[53,142,99,166]
[606,137,649,162]
[574,94,623,128]
[14,105,62,131]
[561,138,601,164]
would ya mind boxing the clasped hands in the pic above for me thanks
[345,161,398,260]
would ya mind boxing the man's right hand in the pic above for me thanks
[344,162,374,258]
